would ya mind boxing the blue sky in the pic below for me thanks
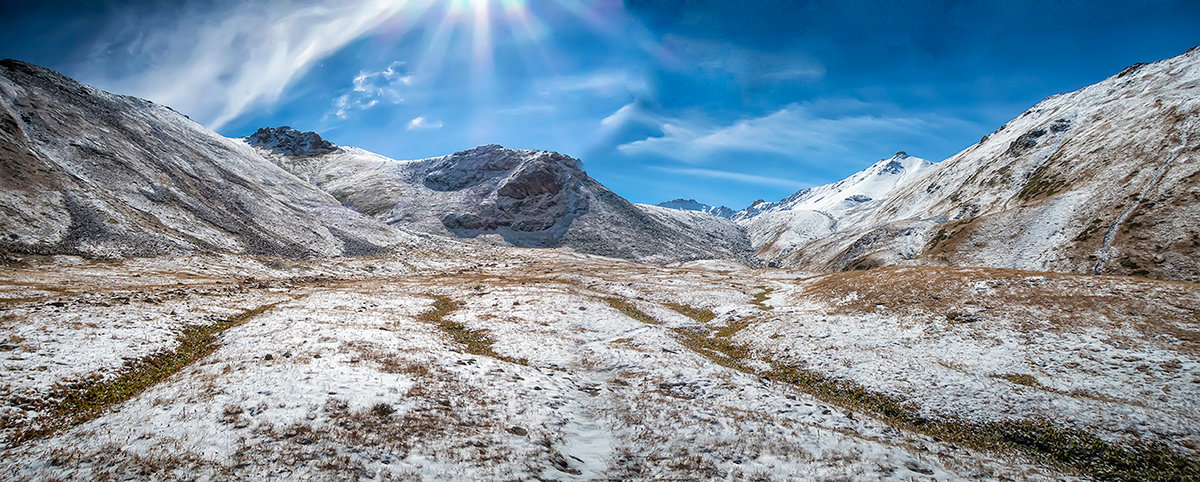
[2,1,1198,209]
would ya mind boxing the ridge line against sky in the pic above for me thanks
[2,0,1198,209]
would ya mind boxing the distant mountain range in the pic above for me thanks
[2,46,1198,281]
[654,199,735,219]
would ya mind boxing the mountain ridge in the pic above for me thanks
[654,199,736,219]
[0,59,416,259]
[246,133,757,265]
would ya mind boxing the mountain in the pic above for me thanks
[4,44,1197,280]
[734,152,934,262]
[654,198,735,219]
[756,47,1200,281]
[0,60,750,265]
[246,128,755,265]
[0,59,414,259]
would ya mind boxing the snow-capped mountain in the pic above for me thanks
[654,198,735,219]
[0,59,413,259]
[733,152,934,262]
[247,129,755,264]
[771,47,1200,281]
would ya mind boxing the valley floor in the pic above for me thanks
[0,248,1197,480]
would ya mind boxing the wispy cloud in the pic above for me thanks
[600,101,644,127]
[649,166,810,189]
[332,61,412,120]
[536,70,649,98]
[78,0,409,130]
[612,103,933,162]
[407,116,444,130]
[660,35,825,83]
[494,70,648,118]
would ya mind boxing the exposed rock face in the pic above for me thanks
[0,59,409,258]
[252,142,755,264]
[246,126,336,156]
[417,146,586,236]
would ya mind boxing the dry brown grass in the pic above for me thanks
[993,373,1042,388]
[750,287,775,311]
[801,266,1200,351]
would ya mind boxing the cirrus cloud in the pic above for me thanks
[611,101,948,163]
[77,0,410,130]
[407,116,444,130]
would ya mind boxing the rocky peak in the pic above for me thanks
[873,151,928,176]
[425,145,581,192]
[246,126,336,156]
[658,199,705,209]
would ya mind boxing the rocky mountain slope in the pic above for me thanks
[0,60,750,265]
[0,59,416,259]
[740,47,1200,282]
[247,128,754,265]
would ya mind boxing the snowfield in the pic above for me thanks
[2,248,1196,480]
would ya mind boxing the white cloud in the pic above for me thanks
[332,61,412,120]
[600,102,641,127]
[493,70,649,118]
[661,35,826,83]
[648,166,810,189]
[407,116,444,130]
[537,70,649,99]
[613,103,932,162]
[78,0,410,130]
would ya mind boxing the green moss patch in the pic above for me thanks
[602,297,659,325]
[750,288,774,311]
[663,302,716,323]
[419,295,526,365]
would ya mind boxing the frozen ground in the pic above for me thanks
[1,248,1196,480]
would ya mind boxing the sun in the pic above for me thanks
[402,0,544,92]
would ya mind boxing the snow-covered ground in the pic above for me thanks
[738,266,1200,455]
[3,248,1196,479]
